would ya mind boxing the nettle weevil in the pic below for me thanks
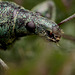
[0,1,68,50]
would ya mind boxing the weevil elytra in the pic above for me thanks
[0,1,62,50]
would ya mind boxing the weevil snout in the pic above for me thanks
[30,14,62,42]
[46,25,61,42]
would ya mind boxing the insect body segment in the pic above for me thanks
[0,1,61,50]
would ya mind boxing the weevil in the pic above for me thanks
[0,1,62,50]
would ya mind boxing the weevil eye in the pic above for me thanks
[26,21,35,33]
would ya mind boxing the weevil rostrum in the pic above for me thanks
[0,1,62,50]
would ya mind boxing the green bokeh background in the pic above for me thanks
[0,0,75,75]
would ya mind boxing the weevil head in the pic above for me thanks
[31,16,62,42]
[25,13,61,42]
[46,25,61,42]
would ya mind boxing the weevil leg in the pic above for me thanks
[32,0,56,21]
[0,58,9,70]
[48,0,56,21]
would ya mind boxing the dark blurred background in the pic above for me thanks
[0,0,75,75]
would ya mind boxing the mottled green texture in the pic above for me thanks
[0,1,61,50]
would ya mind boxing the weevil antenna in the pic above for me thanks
[58,13,75,26]
[62,34,75,42]
[57,43,60,46]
